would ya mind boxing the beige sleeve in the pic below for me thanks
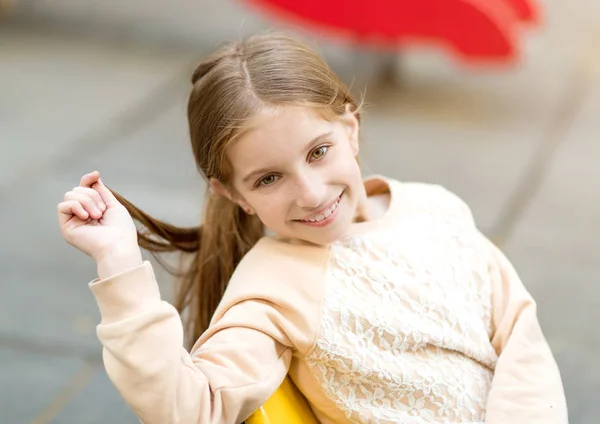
[483,236,569,423]
[90,261,291,424]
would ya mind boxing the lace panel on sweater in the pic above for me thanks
[306,215,498,424]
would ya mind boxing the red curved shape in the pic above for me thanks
[245,0,522,62]
[502,0,540,22]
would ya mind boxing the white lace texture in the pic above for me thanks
[305,212,498,424]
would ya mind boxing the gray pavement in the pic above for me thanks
[1,1,598,423]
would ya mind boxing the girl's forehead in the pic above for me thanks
[255,105,330,131]
[235,105,335,150]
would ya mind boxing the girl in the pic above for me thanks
[57,33,568,424]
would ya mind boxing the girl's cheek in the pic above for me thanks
[251,196,277,217]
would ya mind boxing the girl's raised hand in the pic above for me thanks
[57,171,140,267]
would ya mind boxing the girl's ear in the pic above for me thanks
[209,178,233,202]
[343,103,360,156]
[237,200,256,215]
[210,178,255,215]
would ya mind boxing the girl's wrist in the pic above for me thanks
[96,243,143,280]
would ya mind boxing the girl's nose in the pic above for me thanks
[295,175,326,210]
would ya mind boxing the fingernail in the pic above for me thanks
[99,203,106,211]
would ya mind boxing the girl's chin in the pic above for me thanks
[292,221,351,246]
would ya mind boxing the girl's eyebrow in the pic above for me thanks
[241,131,333,183]
[306,131,333,150]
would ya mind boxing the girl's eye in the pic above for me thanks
[310,146,329,161]
[258,174,277,187]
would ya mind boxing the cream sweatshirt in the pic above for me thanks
[89,177,568,424]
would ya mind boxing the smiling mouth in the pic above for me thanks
[296,193,342,223]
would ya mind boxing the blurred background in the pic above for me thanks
[0,0,597,423]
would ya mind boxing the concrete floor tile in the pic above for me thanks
[0,28,195,194]
[51,368,137,424]
[0,346,86,423]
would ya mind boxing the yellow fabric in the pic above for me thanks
[245,376,319,424]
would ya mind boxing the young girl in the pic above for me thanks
[57,33,568,424]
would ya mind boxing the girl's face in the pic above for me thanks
[214,105,366,246]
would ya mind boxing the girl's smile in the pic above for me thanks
[294,192,343,227]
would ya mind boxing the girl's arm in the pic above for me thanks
[482,236,568,423]
[90,260,291,424]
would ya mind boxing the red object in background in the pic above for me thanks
[502,0,539,22]
[244,0,541,63]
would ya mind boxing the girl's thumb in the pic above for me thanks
[94,179,118,207]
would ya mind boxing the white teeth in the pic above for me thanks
[302,198,340,223]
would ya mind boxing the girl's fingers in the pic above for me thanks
[57,200,89,226]
[64,192,103,219]
[80,171,100,189]
[92,177,119,208]
[79,171,118,208]
[73,186,106,212]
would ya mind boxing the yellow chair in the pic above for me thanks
[244,376,319,424]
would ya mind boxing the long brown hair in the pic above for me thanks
[110,33,361,347]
